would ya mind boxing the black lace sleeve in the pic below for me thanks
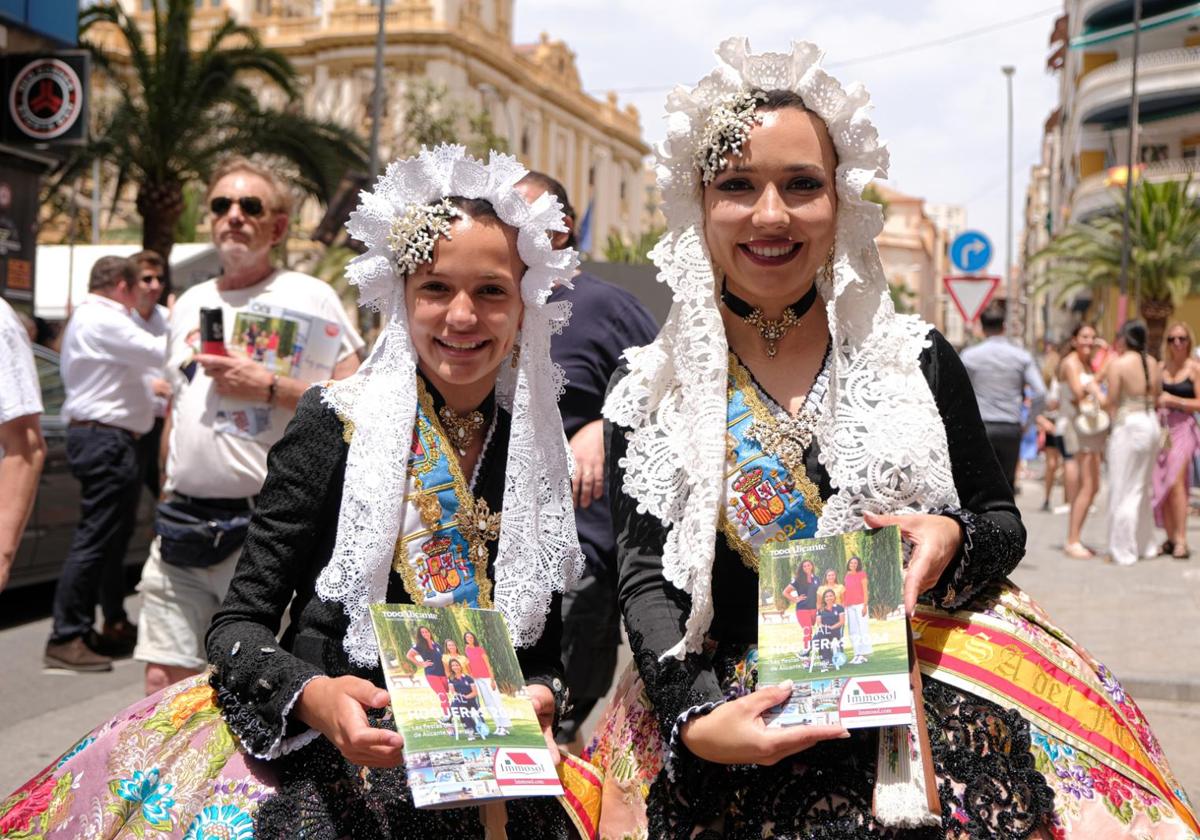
[520,592,569,727]
[606,392,726,747]
[919,330,1026,609]
[205,387,346,759]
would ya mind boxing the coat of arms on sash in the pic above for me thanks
[731,467,788,527]
[416,535,471,594]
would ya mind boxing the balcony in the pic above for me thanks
[1077,0,1199,34]
[1070,156,1200,219]
[1075,46,1200,127]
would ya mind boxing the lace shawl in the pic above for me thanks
[318,145,584,667]
[603,39,959,660]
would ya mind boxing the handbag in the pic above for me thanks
[154,497,252,568]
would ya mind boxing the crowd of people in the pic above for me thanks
[1024,320,1200,565]
[0,37,1197,840]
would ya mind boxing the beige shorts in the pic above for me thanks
[134,536,241,671]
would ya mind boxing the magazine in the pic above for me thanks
[757,526,914,729]
[369,604,564,809]
[213,300,344,438]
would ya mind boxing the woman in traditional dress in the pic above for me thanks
[1153,321,1200,559]
[586,39,1198,839]
[1104,321,1161,567]
[0,146,599,840]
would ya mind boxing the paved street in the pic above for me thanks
[1,476,1197,802]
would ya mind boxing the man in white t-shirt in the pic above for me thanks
[135,156,365,695]
[129,249,171,497]
[50,256,168,672]
[0,297,46,593]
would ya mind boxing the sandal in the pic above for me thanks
[1160,540,1175,556]
[1172,545,1191,560]
[1064,542,1095,560]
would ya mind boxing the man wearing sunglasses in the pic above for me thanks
[134,156,365,695]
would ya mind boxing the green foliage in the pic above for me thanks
[172,182,205,244]
[602,226,664,264]
[888,280,916,314]
[308,244,359,308]
[398,80,510,159]
[61,0,367,256]
[1032,178,1200,311]
[760,529,902,620]
[862,183,890,217]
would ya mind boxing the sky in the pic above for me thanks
[512,0,1065,271]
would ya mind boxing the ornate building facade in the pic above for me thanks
[113,0,650,250]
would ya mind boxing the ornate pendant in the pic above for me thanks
[438,405,485,456]
[746,407,819,474]
[744,307,801,358]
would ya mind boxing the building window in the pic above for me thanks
[588,165,595,187]
[619,179,626,202]
[521,129,530,157]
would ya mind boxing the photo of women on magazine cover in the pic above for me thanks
[376,608,543,754]
[760,529,906,681]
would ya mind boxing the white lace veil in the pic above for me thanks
[604,39,959,660]
[319,145,585,668]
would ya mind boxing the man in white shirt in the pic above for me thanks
[135,156,364,694]
[129,249,171,495]
[0,297,46,593]
[48,256,168,672]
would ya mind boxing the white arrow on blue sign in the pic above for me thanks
[949,230,993,273]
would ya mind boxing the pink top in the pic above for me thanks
[465,645,491,678]
[844,571,867,605]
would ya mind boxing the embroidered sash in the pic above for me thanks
[392,380,497,608]
[720,355,823,569]
[914,590,1199,834]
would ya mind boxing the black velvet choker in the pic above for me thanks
[720,281,819,357]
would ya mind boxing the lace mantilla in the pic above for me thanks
[319,145,584,667]
[603,39,958,660]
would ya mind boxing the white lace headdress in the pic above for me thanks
[604,38,959,661]
[319,144,585,668]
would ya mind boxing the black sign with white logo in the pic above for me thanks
[2,53,89,145]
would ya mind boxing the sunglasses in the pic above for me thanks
[210,195,266,217]
[1167,336,1190,345]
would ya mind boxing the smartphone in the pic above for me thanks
[200,307,227,356]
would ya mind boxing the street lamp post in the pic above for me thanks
[369,0,388,180]
[1002,65,1016,336]
[1117,0,1143,323]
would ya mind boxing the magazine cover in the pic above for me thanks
[214,300,344,438]
[369,604,564,808]
[758,526,914,729]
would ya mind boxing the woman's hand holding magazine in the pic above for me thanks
[295,674,407,768]
[680,681,849,766]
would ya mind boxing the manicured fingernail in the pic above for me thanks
[839,731,852,739]
[778,679,794,692]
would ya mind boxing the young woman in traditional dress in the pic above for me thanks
[0,146,600,839]
[585,39,1199,840]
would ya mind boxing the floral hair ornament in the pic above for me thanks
[319,144,584,674]
[696,89,766,184]
[386,196,462,278]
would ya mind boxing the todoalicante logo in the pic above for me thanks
[9,58,84,141]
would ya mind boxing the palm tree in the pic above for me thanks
[1033,178,1200,354]
[59,0,367,260]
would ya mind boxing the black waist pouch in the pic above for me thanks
[154,497,252,568]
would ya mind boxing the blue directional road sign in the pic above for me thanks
[950,230,993,273]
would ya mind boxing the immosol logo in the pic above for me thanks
[498,751,543,775]
[844,678,896,706]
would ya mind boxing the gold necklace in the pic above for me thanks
[438,405,485,456]
[721,281,818,358]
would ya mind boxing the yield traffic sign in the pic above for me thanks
[944,275,1000,323]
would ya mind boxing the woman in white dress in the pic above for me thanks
[1104,321,1162,566]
